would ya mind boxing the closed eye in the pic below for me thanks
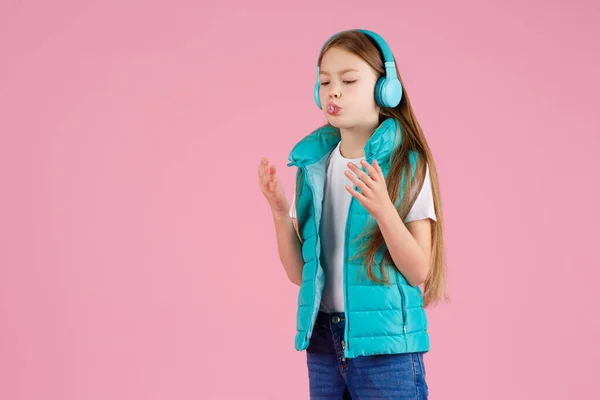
[320,80,357,86]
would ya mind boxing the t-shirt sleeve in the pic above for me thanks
[289,189,297,219]
[405,163,437,223]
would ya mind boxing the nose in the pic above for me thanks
[328,82,341,99]
[328,88,341,99]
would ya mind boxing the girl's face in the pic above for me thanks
[318,47,380,130]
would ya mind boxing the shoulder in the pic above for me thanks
[404,157,436,223]
[288,124,340,166]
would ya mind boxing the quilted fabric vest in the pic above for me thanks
[287,118,430,358]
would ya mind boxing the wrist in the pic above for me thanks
[271,208,290,221]
[375,201,399,224]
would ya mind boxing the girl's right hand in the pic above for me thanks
[258,157,290,218]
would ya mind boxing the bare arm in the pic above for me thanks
[258,157,304,286]
[377,203,431,286]
[272,212,304,286]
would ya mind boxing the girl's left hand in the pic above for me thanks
[345,159,395,221]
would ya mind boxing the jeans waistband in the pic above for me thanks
[316,311,346,331]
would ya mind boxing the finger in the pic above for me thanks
[259,158,269,178]
[359,159,379,181]
[346,184,367,203]
[347,162,374,187]
[344,170,370,194]
[268,166,278,186]
[261,164,272,188]
[269,166,280,190]
[373,159,384,179]
[268,177,278,192]
[258,158,267,179]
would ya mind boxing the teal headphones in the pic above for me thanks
[314,29,403,110]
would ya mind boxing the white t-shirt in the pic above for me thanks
[289,142,436,313]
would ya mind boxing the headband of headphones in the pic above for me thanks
[317,29,398,78]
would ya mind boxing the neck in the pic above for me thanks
[338,119,380,159]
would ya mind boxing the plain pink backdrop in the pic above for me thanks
[1,0,599,399]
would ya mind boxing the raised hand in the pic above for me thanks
[258,157,290,218]
[344,159,395,221]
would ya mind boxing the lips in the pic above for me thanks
[326,103,342,116]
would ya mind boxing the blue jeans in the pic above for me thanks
[306,311,428,399]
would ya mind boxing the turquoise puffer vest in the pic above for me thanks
[287,118,430,358]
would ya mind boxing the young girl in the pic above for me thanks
[258,29,448,399]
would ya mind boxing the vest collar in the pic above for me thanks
[287,118,402,168]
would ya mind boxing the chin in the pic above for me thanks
[325,115,353,129]
[326,119,342,128]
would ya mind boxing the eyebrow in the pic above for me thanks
[319,68,359,76]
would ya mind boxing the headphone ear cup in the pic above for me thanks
[376,77,402,108]
[314,80,322,109]
[374,77,386,107]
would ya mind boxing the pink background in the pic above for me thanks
[1,0,599,399]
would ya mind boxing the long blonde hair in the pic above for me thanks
[315,30,449,308]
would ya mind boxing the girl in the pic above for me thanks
[258,29,448,399]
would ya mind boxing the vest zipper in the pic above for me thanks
[342,185,353,359]
[341,158,371,357]
[342,158,367,358]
